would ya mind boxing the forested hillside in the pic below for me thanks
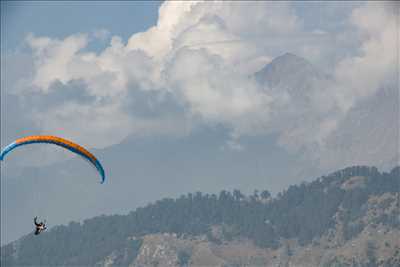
[1,166,399,266]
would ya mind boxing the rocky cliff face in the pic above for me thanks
[97,224,399,267]
[94,181,400,267]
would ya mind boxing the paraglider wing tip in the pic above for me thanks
[0,151,6,161]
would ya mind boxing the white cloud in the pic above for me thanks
[12,1,303,150]
[27,33,89,91]
[279,1,399,155]
[4,1,396,171]
[165,47,272,135]
[333,1,399,112]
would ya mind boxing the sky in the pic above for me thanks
[1,1,161,51]
[1,1,398,244]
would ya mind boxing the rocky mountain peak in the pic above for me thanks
[255,52,324,88]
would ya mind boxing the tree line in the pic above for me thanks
[2,166,399,266]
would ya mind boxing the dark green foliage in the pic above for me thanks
[0,215,140,266]
[323,257,351,267]
[260,190,271,199]
[110,239,143,266]
[342,188,369,220]
[366,240,377,267]
[0,243,15,266]
[177,250,191,267]
[206,229,222,245]
[1,165,398,266]
[343,221,365,241]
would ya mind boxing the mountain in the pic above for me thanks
[255,52,399,175]
[255,52,329,93]
[323,85,399,171]
[1,52,397,246]
[2,166,399,266]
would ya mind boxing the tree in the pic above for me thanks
[177,250,191,267]
[261,190,271,200]
[233,189,244,201]
[366,240,377,266]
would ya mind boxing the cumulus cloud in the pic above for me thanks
[8,1,303,149]
[3,1,397,170]
[27,33,89,90]
[16,33,170,147]
[332,1,399,112]
[273,1,398,157]
[298,1,398,160]
[165,48,273,135]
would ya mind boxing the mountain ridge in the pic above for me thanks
[1,52,398,252]
[2,165,399,266]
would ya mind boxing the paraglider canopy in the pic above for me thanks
[0,135,105,183]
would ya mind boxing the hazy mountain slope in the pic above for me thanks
[255,53,399,176]
[255,52,329,94]
[2,166,399,267]
[323,85,399,171]
[1,126,301,245]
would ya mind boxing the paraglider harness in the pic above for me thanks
[34,217,47,235]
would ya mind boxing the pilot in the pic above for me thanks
[34,217,47,235]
